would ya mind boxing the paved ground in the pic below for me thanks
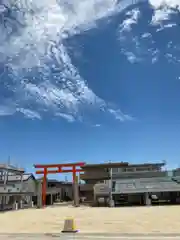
[1,233,180,240]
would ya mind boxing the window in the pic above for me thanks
[126,168,134,172]
[118,168,123,172]
[122,168,127,172]
[136,167,149,172]
[112,168,119,173]
[112,181,116,191]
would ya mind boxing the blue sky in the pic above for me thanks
[0,0,180,179]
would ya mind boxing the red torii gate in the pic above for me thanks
[34,162,85,207]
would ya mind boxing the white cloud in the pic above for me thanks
[117,0,179,64]
[119,8,141,32]
[94,124,101,127]
[149,0,179,28]
[118,9,142,63]
[148,0,180,9]
[108,109,134,122]
[156,22,176,32]
[0,0,136,123]
[151,49,159,63]
[151,7,175,26]
[151,6,176,28]
[118,24,159,64]
[0,106,15,116]
[0,105,41,119]
[124,51,141,63]
[17,108,42,119]
[55,113,75,122]
[141,33,151,38]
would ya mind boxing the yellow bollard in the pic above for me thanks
[61,218,78,233]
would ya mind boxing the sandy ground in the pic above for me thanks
[0,204,180,234]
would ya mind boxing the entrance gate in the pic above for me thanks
[34,162,85,207]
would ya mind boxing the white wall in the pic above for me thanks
[0,177,36,194]
[22,177,36,194]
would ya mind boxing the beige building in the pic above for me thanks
[79,161,180,206]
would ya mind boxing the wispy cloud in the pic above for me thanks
[148,0,180,10]
[119,8,141,32]
[94,124,101,127]
[151,7,175,26]
[108,109,134,122]
[55,113,75,122]
[17,108,42,120]
[118,25,160,64]
[117,0,179,64]
[117,8,143,63]
[149,0,179,30]
[0,0,136,122]
[0,106,15,116]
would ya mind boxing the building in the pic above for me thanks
[35,178,74,207]
[79,162,128,204]
[46,179,73,203]
[0,164,36,210]
[7,173,36,192]
[79,161,180,206]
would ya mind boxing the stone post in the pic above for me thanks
[73,182,79,207]
[19,200,23,209]
[37,181,42,208]
[109,199,115,207]
[50,194,53,205]
[13,201,18,210]
[31,201,34,208]
[144,192,151,206]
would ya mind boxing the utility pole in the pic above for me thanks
[7,156,11,165]
[108,160,113,206]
